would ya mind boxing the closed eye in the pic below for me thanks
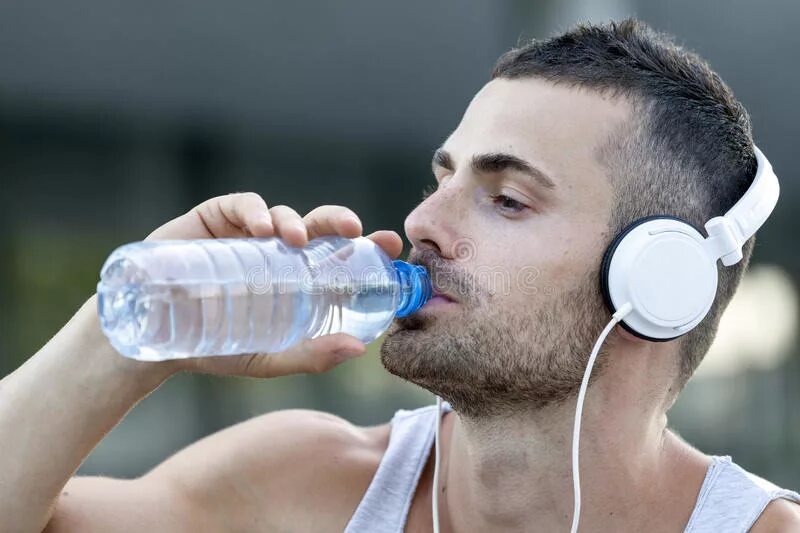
[421,183,437,200]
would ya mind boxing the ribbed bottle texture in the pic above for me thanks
[97,236,431,361]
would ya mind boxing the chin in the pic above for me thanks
[380,321,433,375]
[389,313,433,333]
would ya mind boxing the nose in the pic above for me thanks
[404,183,463,260]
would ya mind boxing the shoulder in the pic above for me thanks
[146,409,391,532]
[750,498,800,533]
[216,408,391,476]
[720,459,800,533]
[664,436,800,532]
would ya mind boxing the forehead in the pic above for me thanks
[443,77,631,188]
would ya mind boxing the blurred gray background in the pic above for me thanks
[1,0,798,487]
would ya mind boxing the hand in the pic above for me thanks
[144,192,403,378]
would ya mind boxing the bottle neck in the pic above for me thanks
[393,260,432,317]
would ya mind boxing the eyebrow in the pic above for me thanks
[432,149,556,191]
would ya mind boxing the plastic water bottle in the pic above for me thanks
[96,236,431,361]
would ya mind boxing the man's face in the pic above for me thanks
[380,77,632,417]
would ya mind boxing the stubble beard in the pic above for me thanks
[380,266,610,419]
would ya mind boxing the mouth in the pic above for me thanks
[432,291,456,302]
[421,287,459,310]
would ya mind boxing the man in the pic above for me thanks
[1,19,798,533]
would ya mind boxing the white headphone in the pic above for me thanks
[599,145,780,340]
[431,145,780,533]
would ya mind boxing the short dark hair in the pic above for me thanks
[491,18,757,392]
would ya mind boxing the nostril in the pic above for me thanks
[420,238,442,255]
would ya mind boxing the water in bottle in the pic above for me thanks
[96,236,431,361]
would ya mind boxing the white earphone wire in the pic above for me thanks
[432,395,443,533]
[431,302,632,533]
[570,302,632,533]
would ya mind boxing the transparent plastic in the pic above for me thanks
[96,236,431,361]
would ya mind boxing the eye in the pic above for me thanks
[490,194,528,214]
[421,183,437,200]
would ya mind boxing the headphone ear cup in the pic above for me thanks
[600,221,634,319]
[600,215,719,341]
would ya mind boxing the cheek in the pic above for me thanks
[464,205,608,297]
[538,216,608,284]
[464,254,551,305]
[473,235,600,305]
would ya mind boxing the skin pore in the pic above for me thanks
[381,77,711,531]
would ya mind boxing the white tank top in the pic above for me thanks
[344,403,800,532]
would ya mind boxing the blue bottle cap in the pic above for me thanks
[393,260,432,318]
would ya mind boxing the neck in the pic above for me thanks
[437,336,705,532]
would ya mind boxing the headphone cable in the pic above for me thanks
[570,301,632,533]
[433,395,443,533]
[431,301,633,533]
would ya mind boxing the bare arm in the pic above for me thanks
[44,409,388,533]
[750,498,800,532]
[0,193,402,533]
[0,295,175,533]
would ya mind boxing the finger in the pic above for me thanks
[303,205,363,240]
[269,205,308,247]
[222,334,366,378]
[218,192,273,237]
[193,198,250,239]
[146,209,226,240]
[366,230,404,259]
[267,333,366,375]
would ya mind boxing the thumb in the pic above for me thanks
[237,333,367,378]
[366,230,404,259]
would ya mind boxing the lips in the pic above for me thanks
[429,285,458,305]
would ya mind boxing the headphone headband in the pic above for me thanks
[704,145,780,266]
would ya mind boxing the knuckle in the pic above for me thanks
[242,353,260,374]
[221,192,238,203]
[330,205,356,218]
[242,353,275,377]
[305,205,357,225]
[194,201,215,219]
[303,205,326,219]
[200,194,235,212]
[240,191,262,203]
[196,196,219,210]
